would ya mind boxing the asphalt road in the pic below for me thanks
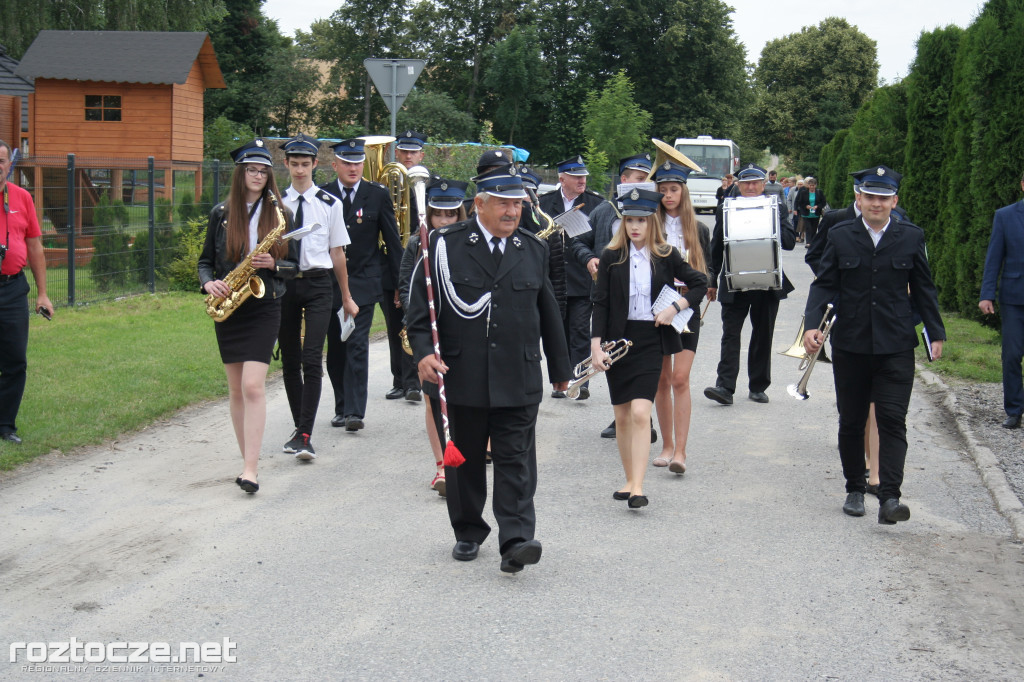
[2,224,1023,681]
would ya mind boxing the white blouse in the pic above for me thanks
[245,200,263,251]
[627,245,654,321]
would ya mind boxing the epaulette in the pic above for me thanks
[516,226,545,244]
[437,221,470,237]
[584,189,604,198]
[315,189,336,206]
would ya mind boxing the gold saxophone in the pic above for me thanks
[205,191,288,322]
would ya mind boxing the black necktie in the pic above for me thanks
[491,236,503,267]
[343,187,352,216]
[294,195,304,228]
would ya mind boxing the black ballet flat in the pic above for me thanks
[628,495,649,509]
[238,478,259,494]
[613,491,630,501]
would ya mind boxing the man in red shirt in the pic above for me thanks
[0,139,53,444]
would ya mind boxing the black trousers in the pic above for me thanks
[326,277,375,419]
[278,275,333,435]
[432,398,540,553]
[832,348,915,502]
[380,290,406,390]
[715,291,779,394]
[563,295,592,385]
[0,274,30,435]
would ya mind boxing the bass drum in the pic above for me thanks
[722,195,783,291]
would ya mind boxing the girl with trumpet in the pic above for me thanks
[198,140,298,494]
[652,162,710,474]
[591,189,707,509]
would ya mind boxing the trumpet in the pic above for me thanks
[787,304,836,400]
[566,339,633,399]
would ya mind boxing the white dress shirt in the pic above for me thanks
[865,217,890,248]
[245,200,262,251]
[283,184,351,270]
[475,219,505,253]
[663,213,686,254]
[627,245,654,321]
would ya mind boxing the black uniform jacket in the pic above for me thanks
[592,247,709,354]
[539,188,607,297]
[406,219,572,408]
[709,193,797,303]
[198,201,299,299]
[806,202,857,275]
[804,216,945,355]
[320,178,402,307]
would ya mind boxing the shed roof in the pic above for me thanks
[15,31,225,89]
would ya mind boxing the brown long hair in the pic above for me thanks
[658,182,707,275]
[225,164,287,262]
[426,203,467,228]
[606,212,672,266]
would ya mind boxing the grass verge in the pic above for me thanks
[0,292,389,472]
[916,312,1002,383]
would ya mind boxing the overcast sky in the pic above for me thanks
[262,0,985,83]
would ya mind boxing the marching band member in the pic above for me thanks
[705,164,796,406]
[198,140,298,494]
[591,189,707,509]
[398,177,469,497]
[652,162,710,473]
[277,134,355,461]
[407,165,570,573]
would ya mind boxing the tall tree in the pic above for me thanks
[581,70,652,173]
[748,17,878,175]
[0,0,226,58]
[481,26,548,144]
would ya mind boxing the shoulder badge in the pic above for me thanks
[512,235,523,249]
[468,230,480,244]
[316,189,336,206]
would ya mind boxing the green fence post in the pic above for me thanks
[66,153,75,307]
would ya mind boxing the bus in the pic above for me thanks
[673,136,741,212]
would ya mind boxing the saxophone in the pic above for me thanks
[205,191,288,322]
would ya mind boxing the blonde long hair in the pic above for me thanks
[607,212,672,266]
[658,182,706,275]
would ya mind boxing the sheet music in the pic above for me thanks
[555,207,592,237]
[652,284,693,334]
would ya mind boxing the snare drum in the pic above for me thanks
[722,195,783,291]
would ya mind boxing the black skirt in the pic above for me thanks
[214,296,281,364]
[680,322,700,353]
[607,320,663,405]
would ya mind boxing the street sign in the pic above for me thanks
[364,58,426,115]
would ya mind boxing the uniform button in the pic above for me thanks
[872,285,877,290]
[872,301,877,306]
[873,268,878,272]
[492,303,498,308]
[491,323,497,329]
[490,342,497,348]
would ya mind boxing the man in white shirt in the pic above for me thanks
[277,134,358,459]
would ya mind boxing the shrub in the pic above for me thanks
[90,195,133,291]
[164,218,207,292]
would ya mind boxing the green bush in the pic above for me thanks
[163,218,207,291]
[90,195,133,291]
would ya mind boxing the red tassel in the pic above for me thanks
[443,440,465,468]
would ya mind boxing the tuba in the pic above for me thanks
[205,191,289,322]
[647,138,704,179]
[362,136,412,247]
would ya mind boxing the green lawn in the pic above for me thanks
[916,313,1003,383]
[0,292,388,471]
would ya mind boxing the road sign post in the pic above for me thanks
[363,58,427,161]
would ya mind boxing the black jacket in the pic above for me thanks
[805,216,945,354]
[538,188,606,297]
[709,194,796,303]
[406,219,571,407]
[319,179,402,307]
[592,246,708,353]
[793,186,827,219]
[806,203,858,276]
[197,202,298,299]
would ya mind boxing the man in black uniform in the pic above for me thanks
[806,175,861,276]
[539,155,606,399]
[321,138,402,432]
[407,165,571,573]
[705,164,796,405]
[803,166,945,524]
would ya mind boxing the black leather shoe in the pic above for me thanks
[238,478,259,494]
[1002,414,1021,429]
[0,432,22,444]
[613,491,630,501]
[601,420,616,438]
[345,416,364,432]
[405,388,422,402]
[330,414,346,427]
[551,390,566,399]
[386,387,405,400]
[575,386,590,400]
[452,540,480,561]
[500,539,542,573]
[748,391,769,403]
[843,491,866,517]
[704,385,733,405]
[865,483,880,498]
[628,495,649,509]
[878,498,910,525]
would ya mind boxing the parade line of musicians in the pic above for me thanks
[196,131,945,573]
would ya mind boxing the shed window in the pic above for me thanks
[85,95,121,122]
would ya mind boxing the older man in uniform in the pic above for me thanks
[407,165,571,573]
[539,155,606,399]
[705,163,796,405]
[804,166,945,524]
[320,138,402,432]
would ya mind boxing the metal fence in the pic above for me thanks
[12,155,237,307]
